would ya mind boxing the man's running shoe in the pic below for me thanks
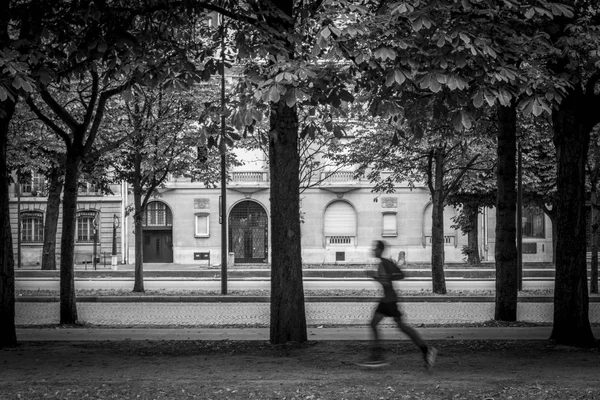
[356,359,390,368]
[425,346,438,370]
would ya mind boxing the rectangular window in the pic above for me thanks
[77,212,97,243]
[522,207,545,238]
[20,172,46,196]
[195,213,210,237]
[382,212,397,237]
[32,173,45,193]
[21,212,44,243]
[78,182,98,195]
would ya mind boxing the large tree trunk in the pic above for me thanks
[267,0,306,344]
[59,151,80,324]
[0,99,17,348]
[591,189,598,294]
[465,204,481,265]
[550,215,557,264]
[132,181,144,293]
[431,149,447,294]
[269,100,307,344]
[550,88,594,346]
[41,167,63,270]
[495,104,518,321]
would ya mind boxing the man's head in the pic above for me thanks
[373,240,385,258]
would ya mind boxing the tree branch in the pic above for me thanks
[85,132,133,162]
[426,150,434,194]
[443,154,481,203]
[37,88,80,132]
[25,97,72,148]
[84,81,132,154]
[81,69,100,130]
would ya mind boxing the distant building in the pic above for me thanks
[9,172,125,268]
[121,147,556,266]
[9,153,556,268]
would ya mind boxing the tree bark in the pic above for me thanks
[550,88,594,346]
[0,99,17,348]
[591,189,598,294]
[269,100,307,344]
[132,178,145,293]
[494,104,518,321]
[466,205,481,265]
[41,167,63,270]
[266,0,306,344]
[431,149,447,294]
[59,151,80,324]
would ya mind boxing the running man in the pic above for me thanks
[359,240,437,369]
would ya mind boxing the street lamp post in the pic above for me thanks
[219,14,228,295]
[112,214,120,271]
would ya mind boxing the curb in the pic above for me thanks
[14,269,558,280]
[13,326,600,342]
[15,295,580,303]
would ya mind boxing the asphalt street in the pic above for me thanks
[15,277,555,292]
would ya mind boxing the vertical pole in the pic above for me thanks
[93,216,98,271]
[121,181,127,265]
[517,142,523,291]
[111,214,118,270]
[112,215,117,255]
[220,15,227,295]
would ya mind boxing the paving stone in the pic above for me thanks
[15,302,600,326]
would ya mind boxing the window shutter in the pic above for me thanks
[324,201,356,236]
[382,213,397,236]
[195,214,209,236]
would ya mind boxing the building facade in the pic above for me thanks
[9,156,556,267]
[122,149,555,266]
[9,173,126,268]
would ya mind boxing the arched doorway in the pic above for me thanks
[143,201,173,263]
[229,201,268,263]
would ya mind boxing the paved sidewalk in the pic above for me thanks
[17,326,600,342]
[16,301,600,327]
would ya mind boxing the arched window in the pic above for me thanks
[21,211,44,243]
[324,201,356,245]
[144,202,173,227]
[76,211,97,243]
[522,207,545,238]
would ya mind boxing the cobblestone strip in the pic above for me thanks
[15,302,600,327]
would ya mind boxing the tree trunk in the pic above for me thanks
[269,100,307,344]
[59,151,80,324]
[466,204,481,265]
[41,167,63,270]
[133,182,144,293]
[591,189,598,294]
[0,99,17,348]
[550,88,594,346]
[431,149,447,294]
[494,104,518,321]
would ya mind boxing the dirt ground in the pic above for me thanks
[1,339,600,400]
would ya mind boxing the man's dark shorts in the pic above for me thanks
[375,301,402,318]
